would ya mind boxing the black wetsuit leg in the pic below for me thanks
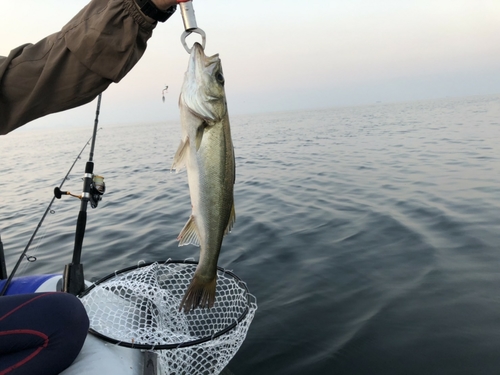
[0,292,89,375]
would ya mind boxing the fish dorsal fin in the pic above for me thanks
[171,137,190,172]
[224,203,236,236]
[177,215,200,247]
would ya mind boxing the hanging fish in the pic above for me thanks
[172,43,236,313]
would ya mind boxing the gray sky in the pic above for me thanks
[1,0,499,129]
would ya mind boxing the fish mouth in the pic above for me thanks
[191,42,204,54]
[190,42,220,69]
[190,42,205,67]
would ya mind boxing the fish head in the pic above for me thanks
[180,43,227,122]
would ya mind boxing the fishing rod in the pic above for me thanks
[0,95,104,296]
[0,235,6,280]
[63,93,104,295]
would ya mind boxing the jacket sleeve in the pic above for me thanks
[0,0,159,135]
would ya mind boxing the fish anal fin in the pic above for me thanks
[179,274,217,313]
[171,138,190,172]
[177,215,200,247]
[224,203,236,236]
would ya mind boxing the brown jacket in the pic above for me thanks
[0,0,159,135]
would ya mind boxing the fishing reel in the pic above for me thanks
[54,174,106,209]
[89,175,105,208]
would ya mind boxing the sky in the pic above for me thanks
[1,0,499,130]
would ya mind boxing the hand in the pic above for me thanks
[152,0,179,11]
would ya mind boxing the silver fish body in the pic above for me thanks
[172,43,235,313]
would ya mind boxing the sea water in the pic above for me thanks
[1,94,499,375]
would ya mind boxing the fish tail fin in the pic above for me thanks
[179,274,217,313]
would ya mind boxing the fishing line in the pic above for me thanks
[0,109,103,296]
[16,208,56,278]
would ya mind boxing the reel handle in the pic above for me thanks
[54,187,81,200]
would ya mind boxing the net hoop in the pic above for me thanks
[79,260,255,350]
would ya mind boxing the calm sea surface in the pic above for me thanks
[1,95,500,374]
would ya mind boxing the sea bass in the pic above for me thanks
[172,43,236,313]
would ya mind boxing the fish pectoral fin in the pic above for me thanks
[224,203,236,236]
[171,138,190,172]
[177,215,200,247]
[195,122,207,151]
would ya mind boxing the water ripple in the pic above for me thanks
[1,95,500,374]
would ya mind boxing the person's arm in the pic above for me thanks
[0,0,177,135]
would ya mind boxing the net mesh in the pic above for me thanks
[79,261,257,375]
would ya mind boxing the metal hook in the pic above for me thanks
[181,28,206,54]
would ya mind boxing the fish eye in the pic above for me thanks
[215,72,225,85]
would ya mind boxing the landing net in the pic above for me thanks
[79,261,257,375]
